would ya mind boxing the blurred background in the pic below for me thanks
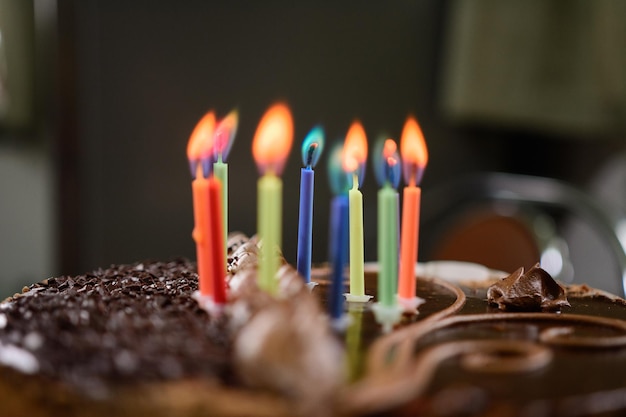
[1,0,625,298]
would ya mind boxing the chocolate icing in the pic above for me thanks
[0,260,233,397]
[487,263,570,311]
[2,236,626,417]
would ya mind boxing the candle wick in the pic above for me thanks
[305,143,318,168]
[202,158,213,178]
[217,153,223,164]
[352,172,359,190]
[195,163,204,180]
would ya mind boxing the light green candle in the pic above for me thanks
[378,184,398,307]
[213,156,228,256]
[258,173,282,294]
[349,173,365,296]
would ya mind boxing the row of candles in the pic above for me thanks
[186,103,427,330]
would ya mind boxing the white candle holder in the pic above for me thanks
[397,295,425,314]
[329,313,352,332]
[343,293,373,303]
[371,302,404,333]
[192,290,225,317]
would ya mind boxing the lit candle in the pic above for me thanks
[297,126,325,284]
[187,111,217,298]
[371,139,403,333]
[342,122,372,304]
[207,177,227,304]
[376,139,401,307]
[397,116,428,313]
[327,144,350,324]
[213,110,239,258]
[252,104,294,294]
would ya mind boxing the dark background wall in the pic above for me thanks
[1,0,625,296]
[66,0,455,272]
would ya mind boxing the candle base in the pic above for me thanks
[371,303,403,333]
[347,301,368,313]
[329,313,352,332]
[397,295,425,314]
[344,293,373,303]
[192,290,225,317]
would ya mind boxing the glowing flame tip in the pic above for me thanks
[301,125,325,168]
[374,138,401,188]
[342,121,368,188]
[186,110,217,178]
[400,116,428,186]
[214,109,239,162]
[252,103,294,175]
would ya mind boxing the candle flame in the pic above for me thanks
[400,116,428,186]
[327,142,350,195]
[301,125,325,169]
[342,121,368,188]
[374,138,401,188]
[187,110,217,178]
[252,103,294,176]
[214,109,239,163]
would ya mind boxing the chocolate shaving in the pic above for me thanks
[487,263,570,311]
[0,259,234,398]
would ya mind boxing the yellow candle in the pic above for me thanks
[349,173,365,296]
[342,121,372,304]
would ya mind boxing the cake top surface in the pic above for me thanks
[1,247,626,417]
[0,259,234,398]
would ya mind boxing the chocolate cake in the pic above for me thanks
[1,234,626,417]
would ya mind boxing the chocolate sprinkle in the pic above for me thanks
[0,259,233,397]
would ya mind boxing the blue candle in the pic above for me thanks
[296,127,325,283]
[329,194,349,320]
[297,168,314,281]
[327,143,350,320]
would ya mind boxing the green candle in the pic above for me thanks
[258,173,282,294]
[378,183,398,307]
[349,173,365,297]
[213,156,228,258]
[213,109,238,261]
[371,138,403,332]
[252,103,293,295]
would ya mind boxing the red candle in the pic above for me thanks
[397,116,428,312]
[208,177,227,303]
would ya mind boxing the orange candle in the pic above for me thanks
[398,185,420,300]
[187,110,218,299]
[191,167,213,296]
[397,116,428,312]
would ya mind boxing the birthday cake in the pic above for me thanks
[1,233,626,417]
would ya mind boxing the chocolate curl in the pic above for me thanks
[487,263,570,311]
